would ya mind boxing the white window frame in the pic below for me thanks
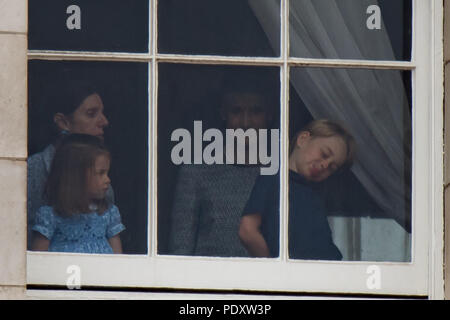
[27,0,444,298]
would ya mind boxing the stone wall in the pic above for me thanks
[0,0,27,299]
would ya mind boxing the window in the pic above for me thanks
[27,0,443,297]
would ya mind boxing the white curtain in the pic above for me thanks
[249,0,411,261]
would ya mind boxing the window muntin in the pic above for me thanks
[26,0,438,296]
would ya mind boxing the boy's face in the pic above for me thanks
[221,92,270,131]
[86,154,111,201]
[292,132,347,182]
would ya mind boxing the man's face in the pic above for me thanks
[222,92,270,131]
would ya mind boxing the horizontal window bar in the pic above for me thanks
[155,53,283,66]
[27,50,152,62]
[28,50,415,69]
[287,58,415,70]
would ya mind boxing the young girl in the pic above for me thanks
[239,119,355,260]
[32,134,125,254]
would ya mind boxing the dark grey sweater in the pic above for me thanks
[168,164,261,257]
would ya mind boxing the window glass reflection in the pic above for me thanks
[28,61,148,254]
[157,64,280,257]
[288,67,411,262]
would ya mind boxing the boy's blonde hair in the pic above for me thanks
[290,119,356,170]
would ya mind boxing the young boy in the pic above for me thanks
[239,119,355,260]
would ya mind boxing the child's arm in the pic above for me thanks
[239,213,271,257]
[108,235,123,254]
[31,232,50,251]
[106,205,125,254]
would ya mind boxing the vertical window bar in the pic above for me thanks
[149,0,153,54]
[411,0,416,63]
[150,0,158,257]
[279,0,289,262]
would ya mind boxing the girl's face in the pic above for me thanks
[86,154,111,201]
[56,93,109,139]
[290,132,347,182]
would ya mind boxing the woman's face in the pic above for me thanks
[57,93,109,139]
[291,132,347,182]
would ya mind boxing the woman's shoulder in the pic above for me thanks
[28,144,55,173]
[29,144,55,160]
[36,205,56,214]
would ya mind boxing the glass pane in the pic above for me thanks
[289,0,412,60]
[28,60,148,254]
[158,0,280,57]
[288,67,411,262]
[158,64,280,257]
[28,0,149,52]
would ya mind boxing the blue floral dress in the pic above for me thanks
[32,205,125,254]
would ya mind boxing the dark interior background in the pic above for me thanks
[158,0,279,57]
[28,0,149,52]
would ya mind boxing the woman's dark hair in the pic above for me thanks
[49,78,99,117]
[44,76,100,142]
[45,134,110,217]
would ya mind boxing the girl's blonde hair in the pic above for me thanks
[290,119,356,170]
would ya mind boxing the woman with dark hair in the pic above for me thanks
[27,78,111,249]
